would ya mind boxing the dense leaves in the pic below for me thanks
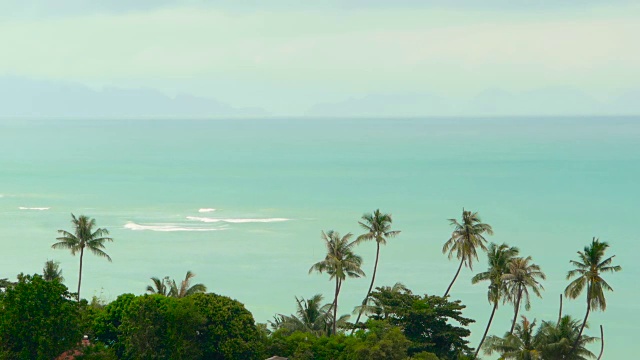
[0,274,81,360]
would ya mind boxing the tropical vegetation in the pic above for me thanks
[0,210,622,359]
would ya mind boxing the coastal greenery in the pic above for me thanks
[0,210,622,359]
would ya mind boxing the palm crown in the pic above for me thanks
[52,214,113,300]
[442,209,493,297]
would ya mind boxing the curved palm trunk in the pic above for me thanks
[597,325,604,360]
[474,301,498,359]
[351,242,381,334]
[558,294,563,325]
[77,247,84,301]
[510,287,523,334]
[332,278,341,335]
[444,258,464,297]
[571,295,591,356]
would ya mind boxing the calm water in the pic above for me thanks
[1,118,637,358]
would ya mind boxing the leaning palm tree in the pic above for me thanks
[565,238,621,356]
[351,209,400,332]
[52,214,113,300]
[535,315,597,360]
[43,260,64,282]
[503,256,546,334]
[472,242,519,359]
[146,276,171,296]
[442,209,494,297]
[309,230,365,335]
[483,316,541,360]
[168,271,207,298]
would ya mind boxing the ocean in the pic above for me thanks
[1,117,637,358]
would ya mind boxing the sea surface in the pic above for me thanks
[1,117,638,358]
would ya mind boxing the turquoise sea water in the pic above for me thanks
[0,117,638,358]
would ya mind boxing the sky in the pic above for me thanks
[1,0,639,117]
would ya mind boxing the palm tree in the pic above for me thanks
[535,316,597,360]
[351,209,400,332]
[442,209,494,297]
[502,256,546,334]
[287,294,333,336]
[483,316,541,360]
[472,242,519,359]
[168,270,207,298]
[52,214,113,300]
[43,260,64,282]
[146,276,171,296]
[309,230,365,335]
[352,282,408,323]
[565,238,621,356]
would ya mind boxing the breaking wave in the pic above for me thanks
[186,216,289,223]
[19,207,50,211]
[198,208,216,213]
[124,222,224,232]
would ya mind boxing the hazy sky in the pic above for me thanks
[1,0,639,116]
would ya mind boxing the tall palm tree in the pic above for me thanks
[43,260,64,282]
[565,238,621,356]
[535,316,597,360]
[146,276,171,296]
[483,316,541,360]
[52,214,113,300]
[472,242,519,359]
[442,209,494,297]
[168,271,207,298]
[503,256,546,334]
[309,230,365,335]
[351,209,400,332]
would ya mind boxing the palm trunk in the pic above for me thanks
[351,242,380,335]
[332,277,340,335]
[597,325,604,360]
[571,291,591,356]
[510,287,523,334]
[77,247,84,301]
[444,258,464,297]
[474,301,498,359]
[558,294,563,324]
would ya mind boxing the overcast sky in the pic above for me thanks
[1,0,639,117]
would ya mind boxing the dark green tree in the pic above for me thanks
[535,316,597,360]
[52,214,113,300]
[471,243,519,359]
[502,256,545,334]
[309,230,365,335]
[119,294,204,359]
[0,274,81,360]
[565,238,621,356]
[352,209,400,332]
[483,316,541,360]
[91,293,136,358]
[442,209,494,297]
[368,286,475,359]
[43,260,64,282]
[190,292,264,360]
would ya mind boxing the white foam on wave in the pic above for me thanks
[198,208,216,213]
[124,222,224,232]
[19,207,50,211]
[187,216,290,223]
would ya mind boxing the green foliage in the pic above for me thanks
[76,343,118,360]
[92,293,136,358]
[0,274,81,360]
[348,320,411,360]
[119,294,204,359]
[191,292,264,360]
[368,286,474,359]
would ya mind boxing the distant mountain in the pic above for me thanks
[0,76,268,119]
[307,88,640,117]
